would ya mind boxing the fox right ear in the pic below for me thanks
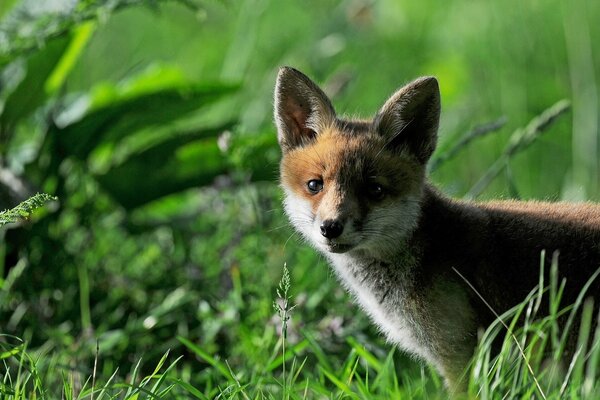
[374,76,441,164]
[274,67,336,153]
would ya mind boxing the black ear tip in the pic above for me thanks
[414,76,439,92]
[278,66,303,80]
[420,76,438,82]
[278,66,292,75]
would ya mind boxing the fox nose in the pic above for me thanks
[320,219,344,239]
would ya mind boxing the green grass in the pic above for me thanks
[1,336,186,399]
[2,259,600,399]
[468,253,600,399]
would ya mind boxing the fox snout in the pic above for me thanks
[320,219,344,239]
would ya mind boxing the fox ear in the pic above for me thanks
[374,76,440,163]
[274,67,336,153]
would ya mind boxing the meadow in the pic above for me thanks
[1,0,600,398]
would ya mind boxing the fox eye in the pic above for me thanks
[367,182,385,200]
[307,179,324,194]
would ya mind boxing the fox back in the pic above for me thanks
[274,67,600,392]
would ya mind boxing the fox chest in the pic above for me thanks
[328,255,437,361]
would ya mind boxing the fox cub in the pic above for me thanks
[274,67,600,390]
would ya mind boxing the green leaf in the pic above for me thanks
[45,65,239,209]
[0,344,22,359]
[320,366,357,397]
[94,123,232,209]
[0,35,70,135]
[346,337,382,372]
[302,329,334,373]
[177,336,234,381]
[266,339,309,372]
[169,378,210,399]
[51,65,239,160]
[45,21,95,94]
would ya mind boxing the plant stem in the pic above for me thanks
[465,99,570,199]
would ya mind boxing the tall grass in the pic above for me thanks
[469,251,600,399]
[0,336,186,399]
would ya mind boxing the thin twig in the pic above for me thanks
[429,117,507,172]
[452,267,548,400]
[465,99,570,200]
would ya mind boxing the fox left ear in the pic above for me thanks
[274,67,336,153]
[374,76,441,163]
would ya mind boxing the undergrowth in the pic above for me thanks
[2,257,600,399]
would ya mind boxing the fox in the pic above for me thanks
[274,66,600,392]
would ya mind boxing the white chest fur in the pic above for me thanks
[327,253,436,363]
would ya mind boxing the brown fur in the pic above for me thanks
[416,185,600,328]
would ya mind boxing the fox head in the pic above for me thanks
[275,67,440,257]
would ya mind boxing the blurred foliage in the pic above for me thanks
[0,0,599,397]
[0,0,206,65]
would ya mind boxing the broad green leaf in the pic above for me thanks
[0,35,70,135]
[0,0,18,18]
[347,337,382,372]
[51,65,238,160]
[44,65,239,209]
[0,344,22,359]
[94,123,232,209]
[320,367,357,397]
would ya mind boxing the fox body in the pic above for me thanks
[274,67,600,389]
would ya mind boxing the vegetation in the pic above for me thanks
[0,0,599,398]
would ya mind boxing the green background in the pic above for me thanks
[0,0,599,397]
